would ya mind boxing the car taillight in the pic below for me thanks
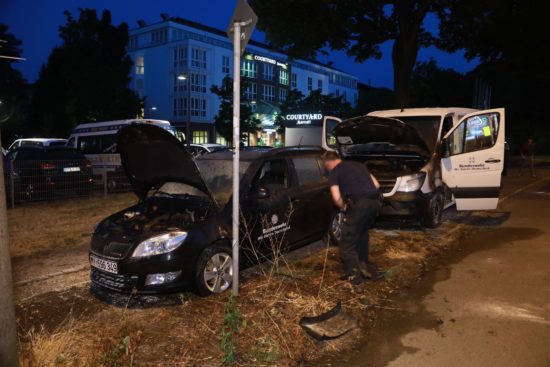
[39,162,56,170]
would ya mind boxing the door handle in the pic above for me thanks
[485,158,501,164]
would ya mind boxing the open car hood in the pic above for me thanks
[117,124,211,200]
[332,116,431,158]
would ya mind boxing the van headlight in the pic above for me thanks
[132,231,187,258]
[396,173,426,192]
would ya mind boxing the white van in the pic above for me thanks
[68,119,182,176]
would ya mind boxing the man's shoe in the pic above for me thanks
[340,269,365,285]
[360,261,385,282]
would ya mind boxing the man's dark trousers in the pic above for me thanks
[339,197,381,274]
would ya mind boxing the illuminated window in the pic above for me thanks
[241,60,257,78]
[135,56,144,75]
[192,130,209,144]
[279,69,289,85]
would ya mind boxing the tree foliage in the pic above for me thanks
[30,9,141,137]
[249,0,440,107]
[210,76,261,144]
[0,24,29,144]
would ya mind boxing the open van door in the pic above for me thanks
[440,108,505,210]
[322,116,342,151]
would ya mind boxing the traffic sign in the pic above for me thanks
[227,0,258,55]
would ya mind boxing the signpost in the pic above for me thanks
[227,0,257,295]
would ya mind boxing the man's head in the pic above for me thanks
[322,151,342,171]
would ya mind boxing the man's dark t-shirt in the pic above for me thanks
[328,160,379,199]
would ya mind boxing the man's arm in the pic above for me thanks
[330,185,346,211]
[370,174,380,189]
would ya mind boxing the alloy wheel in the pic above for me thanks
[203,252,233,293]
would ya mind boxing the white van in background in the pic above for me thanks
[68,119,182,181]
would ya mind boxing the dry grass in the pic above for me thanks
[8,193,136,258]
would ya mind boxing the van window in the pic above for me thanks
[78,135,118,154]
[293,157,324,186]
[447,113,500,155]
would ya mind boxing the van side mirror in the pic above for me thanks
[252,186,270,200]
[439,138,450,157]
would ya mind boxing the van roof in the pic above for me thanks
[368,107,478,118]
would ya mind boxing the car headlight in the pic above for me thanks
[132,231,187,258]
[396,173,426,192]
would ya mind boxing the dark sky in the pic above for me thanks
[0,0,479,89]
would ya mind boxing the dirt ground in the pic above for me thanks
[10,192,471,366]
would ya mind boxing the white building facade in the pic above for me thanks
[128,16,358,145]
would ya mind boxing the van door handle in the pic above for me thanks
[485,158,501,164]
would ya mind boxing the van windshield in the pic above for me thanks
[393,116,441,153]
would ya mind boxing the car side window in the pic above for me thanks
[447,113,500,155]
[292,157,324,186]
[254,159,289,194]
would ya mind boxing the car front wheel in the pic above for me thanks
[421,191,444,228]
[195,244,233,296]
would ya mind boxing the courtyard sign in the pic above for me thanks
[285,113,324,127]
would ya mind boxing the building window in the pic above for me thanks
[135,56,144,75]
[222,55,230,75]
[263,64,274,81]
[307,77,312,91]
[192,130,209,144]
[151,29,167,44]
[191,73,207,93]
[191,97,206,117]
[173,97,187,117]
[241,60,257,78]
[279,88,287,103]
[317,79,323,91]
[173,47,187,68]
[291,73,297,89]
[216,133,228,146]
[262,85,275,102]
[244,82,257,100]
[191,48,207,69]
[279,69,289,85]
[173,74,186,92]
[129,36,138,50]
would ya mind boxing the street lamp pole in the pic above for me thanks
[186,75,191,148]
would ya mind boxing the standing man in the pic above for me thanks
[323,151,382,285]
[519,138,536,178]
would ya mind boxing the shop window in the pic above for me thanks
[216,133,228,146]
[192,130,209,144]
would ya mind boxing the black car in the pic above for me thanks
[89,124,332,296]
[4,146,94,201]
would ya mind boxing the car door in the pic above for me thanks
[241,158,293,263]
[440,108,505,210]
[322,116,342,151]
[287,155,331,245]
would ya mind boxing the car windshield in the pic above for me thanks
[195,159,251,205]
[393,116,441,152]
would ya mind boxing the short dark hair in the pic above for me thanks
[322,151,340,161]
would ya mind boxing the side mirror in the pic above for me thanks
[253,186,270,200]
[439,138,449,158]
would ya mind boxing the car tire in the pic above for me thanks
[421,190,444,228]
[324,211,344,247]
[194,243,233,297]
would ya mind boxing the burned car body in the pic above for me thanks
[325,107,506,228]
[89,124,332,296]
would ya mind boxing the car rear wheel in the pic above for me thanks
[421,191,444,228]
[195,244,233,296]
[324,211,344,246]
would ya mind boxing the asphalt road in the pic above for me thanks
[322,171,550,367]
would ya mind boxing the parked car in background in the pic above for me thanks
[89,124,332,296]
[8,138,67,152]
[187,143,229,157]
[4,146,94,201]
[324,107,506,229]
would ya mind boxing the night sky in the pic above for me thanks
[0,0,479,88]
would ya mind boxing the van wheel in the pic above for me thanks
[195,244,233,296]
[421,191,444,228]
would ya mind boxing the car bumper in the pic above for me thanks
[381,190,430,218]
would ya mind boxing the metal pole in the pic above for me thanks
[231,21,241,295]
[0,130,19,366]
[186,75,191,148]
[9,159,15,209]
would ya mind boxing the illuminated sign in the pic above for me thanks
[252,54,287,68]
[285,113,324,127]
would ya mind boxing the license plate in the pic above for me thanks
[90,255,118,274]
[63,167,80,172]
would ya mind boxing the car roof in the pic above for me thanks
[197,146,324,162]
[368,107,478,118]
[15,138,67,142]
[12,146,77,152]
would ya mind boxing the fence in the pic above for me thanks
[3,160,132,208]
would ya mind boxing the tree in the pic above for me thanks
[30,9,141,137]
[210,76,261,144]
[249,0,439,108]
[0,24,29,145]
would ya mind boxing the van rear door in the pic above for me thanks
[440,108,505,210]
[322,116,342,151]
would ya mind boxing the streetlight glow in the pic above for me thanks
[151,106,157,111]
[177,75,187,80]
